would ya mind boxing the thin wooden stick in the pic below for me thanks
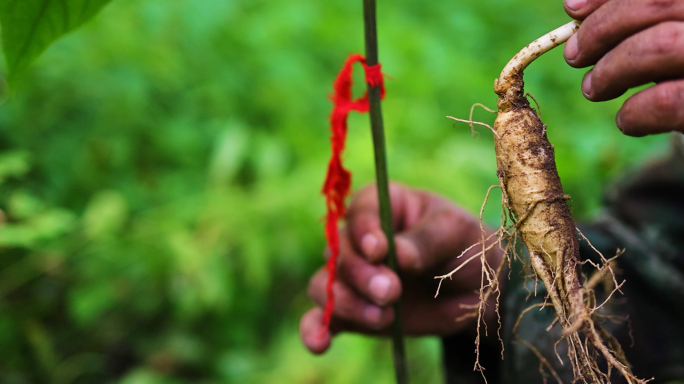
[362,0,408,382]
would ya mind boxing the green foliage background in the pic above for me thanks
[0,0,112,78]
[0,0,668,383]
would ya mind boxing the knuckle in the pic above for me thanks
[358,183,378,198]
[584,18,605,40]
[430,206,481,251]
[647,22,684,56]
[307,270,327,300]
[432,207,459,227]
[651,82,682,113]
[376,308,394,328]
[307,276,319,299]
[580,17,607,49]
[346,300,373,325]
[348,185,378,210]
[336,300,355,319]
[336,252,351,273]
[646,0,676,12]
[429,208,463,243]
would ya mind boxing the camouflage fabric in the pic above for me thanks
[443,134,684,384]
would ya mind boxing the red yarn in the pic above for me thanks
[321,54,385,332]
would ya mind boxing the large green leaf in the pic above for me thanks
[0,0,111,79]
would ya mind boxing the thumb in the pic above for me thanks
[300,308,332,354]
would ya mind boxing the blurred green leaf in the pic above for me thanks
[69,281,114,325]
[119,369,184,384]
[82,190,128,239]
[24,319,57,373]
[207,121,249,187]
[0,150,30,183]
[0,0,111,78]
[7,191,43,219]
[0,205,75,247]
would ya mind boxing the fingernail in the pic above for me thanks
[396,236,422,271]
[565,0,586,11]
[616,113,625,133]
[369,275,391,303]
[564,35,579,61]
[361,233,378,257]
[364,306,383,328]
[582,71,593,98]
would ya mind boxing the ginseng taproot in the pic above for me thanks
[440,21,649,384]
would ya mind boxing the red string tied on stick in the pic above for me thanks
[321,54,385,333]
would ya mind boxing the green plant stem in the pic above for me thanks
[362,0,408,383]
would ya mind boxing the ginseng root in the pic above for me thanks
[440,21,649,384]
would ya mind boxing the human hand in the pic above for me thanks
[300,183,503,354]
[563,0,684,136]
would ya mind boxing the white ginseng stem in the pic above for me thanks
[497,20,580,85]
